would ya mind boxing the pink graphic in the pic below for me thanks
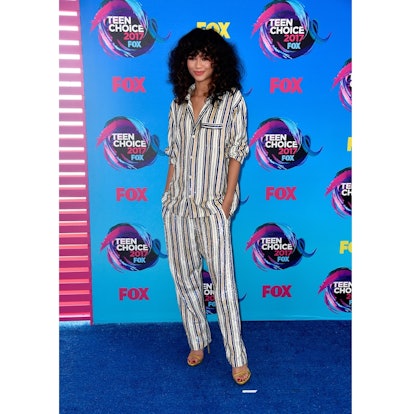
[333,58,352,111]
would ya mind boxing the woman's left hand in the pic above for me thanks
[221,199,232,219]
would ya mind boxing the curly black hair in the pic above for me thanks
[168,28,244,104]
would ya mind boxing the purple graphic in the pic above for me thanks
[97,116,161,170]
[100,223,166,271]
[246,222,315,271]
[318,267,352,313]
[250,117,321,170]
[202,269,217,315]
[252,0,330,60]
[333,58,352,111]
[91,0,170,58]
[325,167,352,217]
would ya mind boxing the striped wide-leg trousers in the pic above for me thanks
[163,209,248,368]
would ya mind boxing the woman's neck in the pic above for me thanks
[192,91,208,98]
[193,81,209,97]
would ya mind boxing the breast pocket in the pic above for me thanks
[200,122,224,150]
[200,122,223,130]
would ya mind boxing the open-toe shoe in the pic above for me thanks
[232,366,251,385]
[187,344,210,367]
[187,350,204,366]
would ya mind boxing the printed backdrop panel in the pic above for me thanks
[79,0,352,323]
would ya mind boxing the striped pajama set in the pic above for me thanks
[162,85,249,368]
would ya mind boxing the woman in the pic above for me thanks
[161,27,251,385]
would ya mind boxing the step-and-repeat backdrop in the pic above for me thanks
[79,0,351,323]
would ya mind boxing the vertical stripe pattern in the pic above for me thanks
[163,210,248,367]
[162,86,249,219]
[162,86,249,368]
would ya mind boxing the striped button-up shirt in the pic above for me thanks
[162,85,249,218]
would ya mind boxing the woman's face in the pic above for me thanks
[187,53,214,84]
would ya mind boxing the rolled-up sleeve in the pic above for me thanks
[227,94,249,164]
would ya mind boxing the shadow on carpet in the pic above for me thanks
[60,320,351,414]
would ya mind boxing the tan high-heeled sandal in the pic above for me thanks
[232,366,251,385]
[187,344,210,367]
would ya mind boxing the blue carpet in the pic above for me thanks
[60,320,351,414]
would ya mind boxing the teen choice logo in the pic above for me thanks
[97,116,162,170]
[91,0,170,58]
[318,267,352,313]
[246,222,316,271]
[100,223,166,272]
[325,167,352,217]
[252,0,330,60]
[250,117,321,170]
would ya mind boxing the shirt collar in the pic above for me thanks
[185,84,196,101]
